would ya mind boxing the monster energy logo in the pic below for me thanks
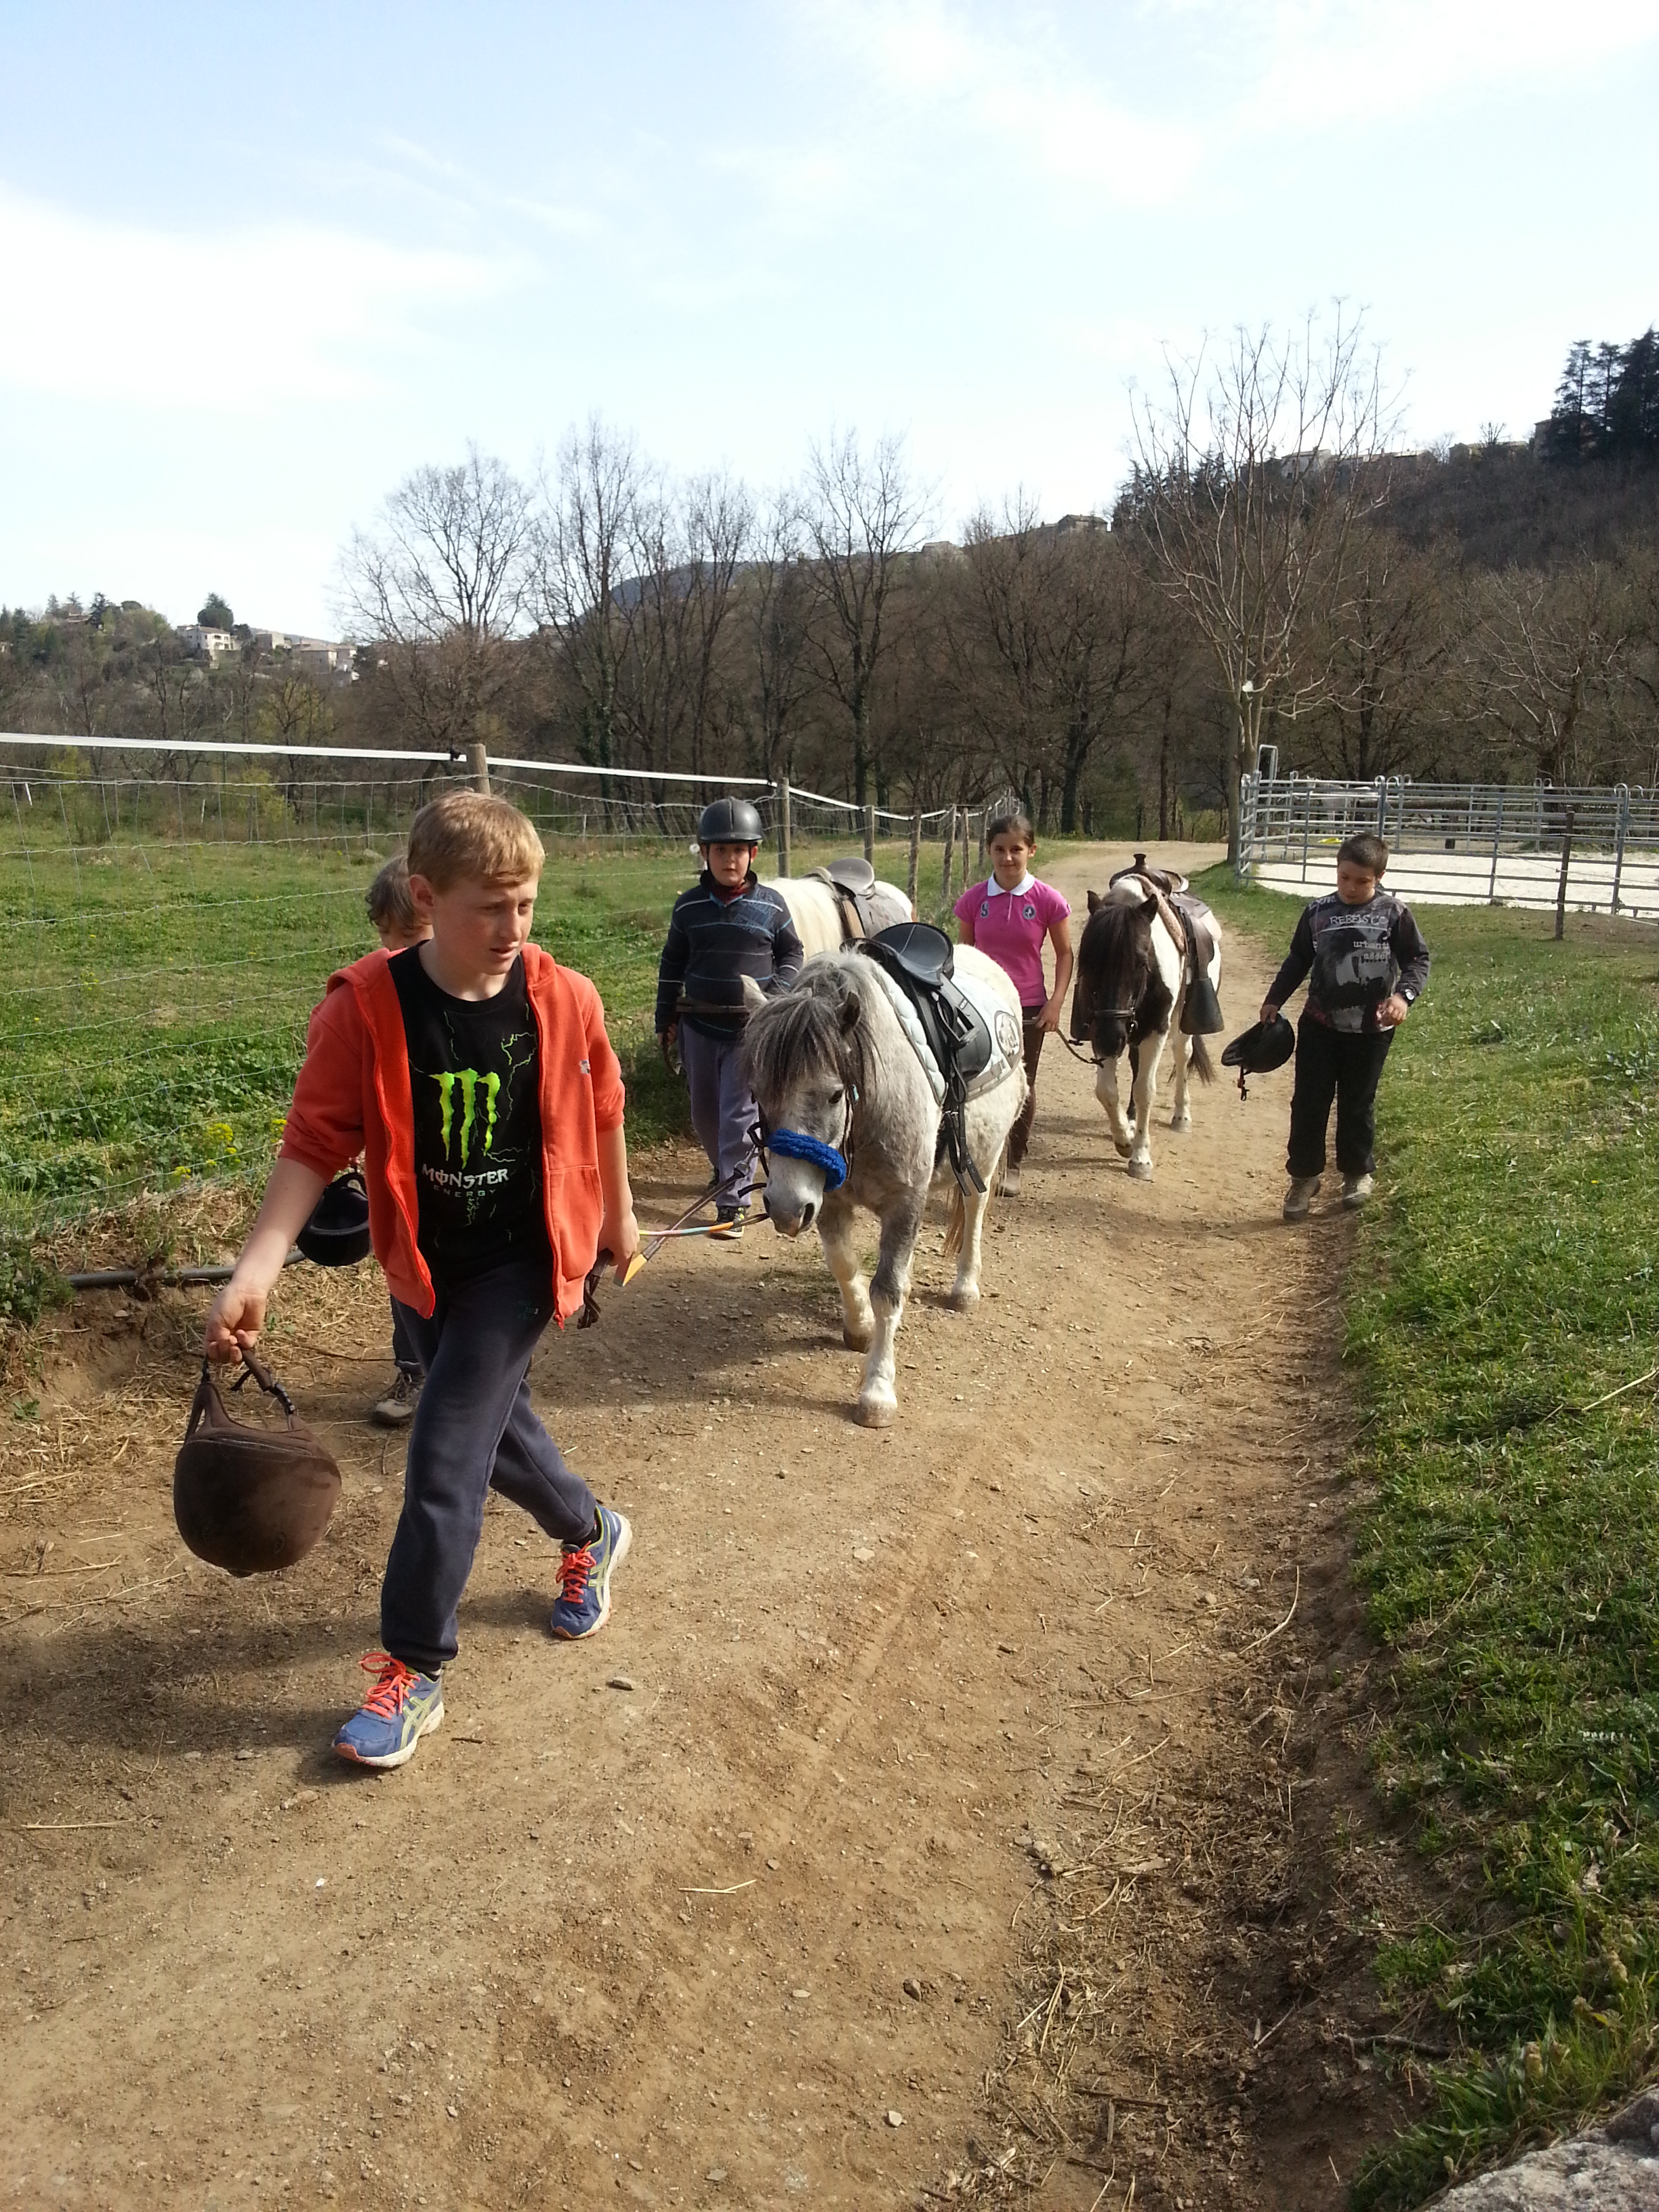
[432,1069,501,1166]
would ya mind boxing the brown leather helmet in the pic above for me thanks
[173,1352,341,1577]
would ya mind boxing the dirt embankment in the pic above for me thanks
[4,844,1420,2210]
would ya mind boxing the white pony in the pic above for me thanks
[1069,883,1223,1180]
[740,945,1026,1427]
[765,869,913,956]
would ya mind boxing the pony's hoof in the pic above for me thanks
[855,1394,897,1429]
[1126,1156,1153,1182]
[842,1324,874,1353]
[1112,1137,1134,1159]
[1170,1114,1193,1133]
[947,1282,980,1314]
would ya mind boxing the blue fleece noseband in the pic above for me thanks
[766,1128,848,1190]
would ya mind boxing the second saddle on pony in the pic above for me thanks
[1108,853,1224,1035]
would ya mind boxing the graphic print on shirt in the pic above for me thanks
[389,947,550,1275]
[417,1027,537,1207]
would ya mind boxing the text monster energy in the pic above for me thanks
[432,1069,501,1166]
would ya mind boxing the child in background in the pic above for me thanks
[1260,830,1430,1221]
[207,792,639,1769]
[655,796,803,1240]
[364,855,430,1428]
[954,808,1073,1195]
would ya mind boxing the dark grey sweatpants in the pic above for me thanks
[382,1257,596,1675]
[678,1022,759,1200]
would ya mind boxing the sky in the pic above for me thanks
[1,0,1656,637]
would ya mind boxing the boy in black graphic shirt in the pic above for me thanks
[1260,832,1430,1221]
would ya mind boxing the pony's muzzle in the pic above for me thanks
[762,1192,815,1237]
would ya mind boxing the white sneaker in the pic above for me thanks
[1002,1164,1022,1196]
[1282,1175,1320,1222]
[1342,1172,1375,1209]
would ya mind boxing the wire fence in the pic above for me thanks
[1240,768,1659,920]
[0,735,995,1249]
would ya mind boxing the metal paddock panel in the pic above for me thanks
[1239,774,1659,920]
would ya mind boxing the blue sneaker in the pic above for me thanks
[333,1652,444,1769]
[549,1506,632,1639]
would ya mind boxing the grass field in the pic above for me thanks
[1199,868,1659,2206]
[0,831,958,1243]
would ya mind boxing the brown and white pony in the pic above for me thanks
[1071,886,1221,1179]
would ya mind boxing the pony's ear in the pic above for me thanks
[837,982,862,1034]
[740,975,769,1012]
[1086,888,1103,913]
[1141,894,1160,917]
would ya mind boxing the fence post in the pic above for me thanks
[1300,779,1312,884]
[1611,784,1629,914]
[941,806,956,902]
[907,809,921,910]
[468,743,490,796]
[1554,807,1575,941]
[1488,787,1505,902]
[1375,777,1388,834]
[863,803,876,867]
[777,774,792,878]
[976,808,987,865]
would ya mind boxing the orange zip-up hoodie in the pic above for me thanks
[279,945,625,1326]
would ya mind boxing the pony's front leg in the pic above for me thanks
[1126,1031,1167,1181]
[949,1179,989,1313]
[1094,1057,1134,1158]
[855,1195,923,1429]
[1169,1036,1193,1132]
[818,1193,874,1352]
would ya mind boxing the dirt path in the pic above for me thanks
[4,844,1416,2211]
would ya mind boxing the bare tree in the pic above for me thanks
[1126,311,1395,859]
[1467,558,1635,785]
[531,418,646,770]
[742,490,817,781]
[802,430,930,806]
[617,470,754,783]
[1305,528,1454,780]
[340,443,533,754]
[959,505,1152,832]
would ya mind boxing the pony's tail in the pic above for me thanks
[1189,1031,1216,1085]
[941,1182,966,1259]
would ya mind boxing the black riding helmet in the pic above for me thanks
[697,796,765,846]
[1221,1016,1296,1075]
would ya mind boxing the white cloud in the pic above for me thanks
[0,187,517,413]
[1241,0,1659,125]
[806,0,1205,201]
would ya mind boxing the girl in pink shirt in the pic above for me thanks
[954,808,1073,1194]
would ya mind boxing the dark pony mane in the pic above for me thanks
[1075,895,1159,1027]
[741,964,865,1107]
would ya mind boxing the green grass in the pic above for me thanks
[0,830,941,1234]
[1200,867,1659,2205]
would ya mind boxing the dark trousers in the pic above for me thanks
[383,1257,596,1675]
[1008,1009,1048,1169]
[389,1296,422,1378]
[679,1022,758,1200]
[1287,1017,1393,1180]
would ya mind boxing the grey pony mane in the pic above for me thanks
[741,958,872,1106]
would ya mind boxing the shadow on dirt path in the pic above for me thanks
[4,842,1420,2210]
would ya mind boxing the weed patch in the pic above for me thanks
[1204,871,1659,2205]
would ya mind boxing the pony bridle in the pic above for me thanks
[754,1076,859,1194]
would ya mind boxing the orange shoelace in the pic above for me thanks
[356,1650,422,1717]
[556,1546,594,1604]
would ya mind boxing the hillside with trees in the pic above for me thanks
[4,324,1655,843]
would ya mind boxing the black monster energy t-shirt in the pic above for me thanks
[388,947,551,1281]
